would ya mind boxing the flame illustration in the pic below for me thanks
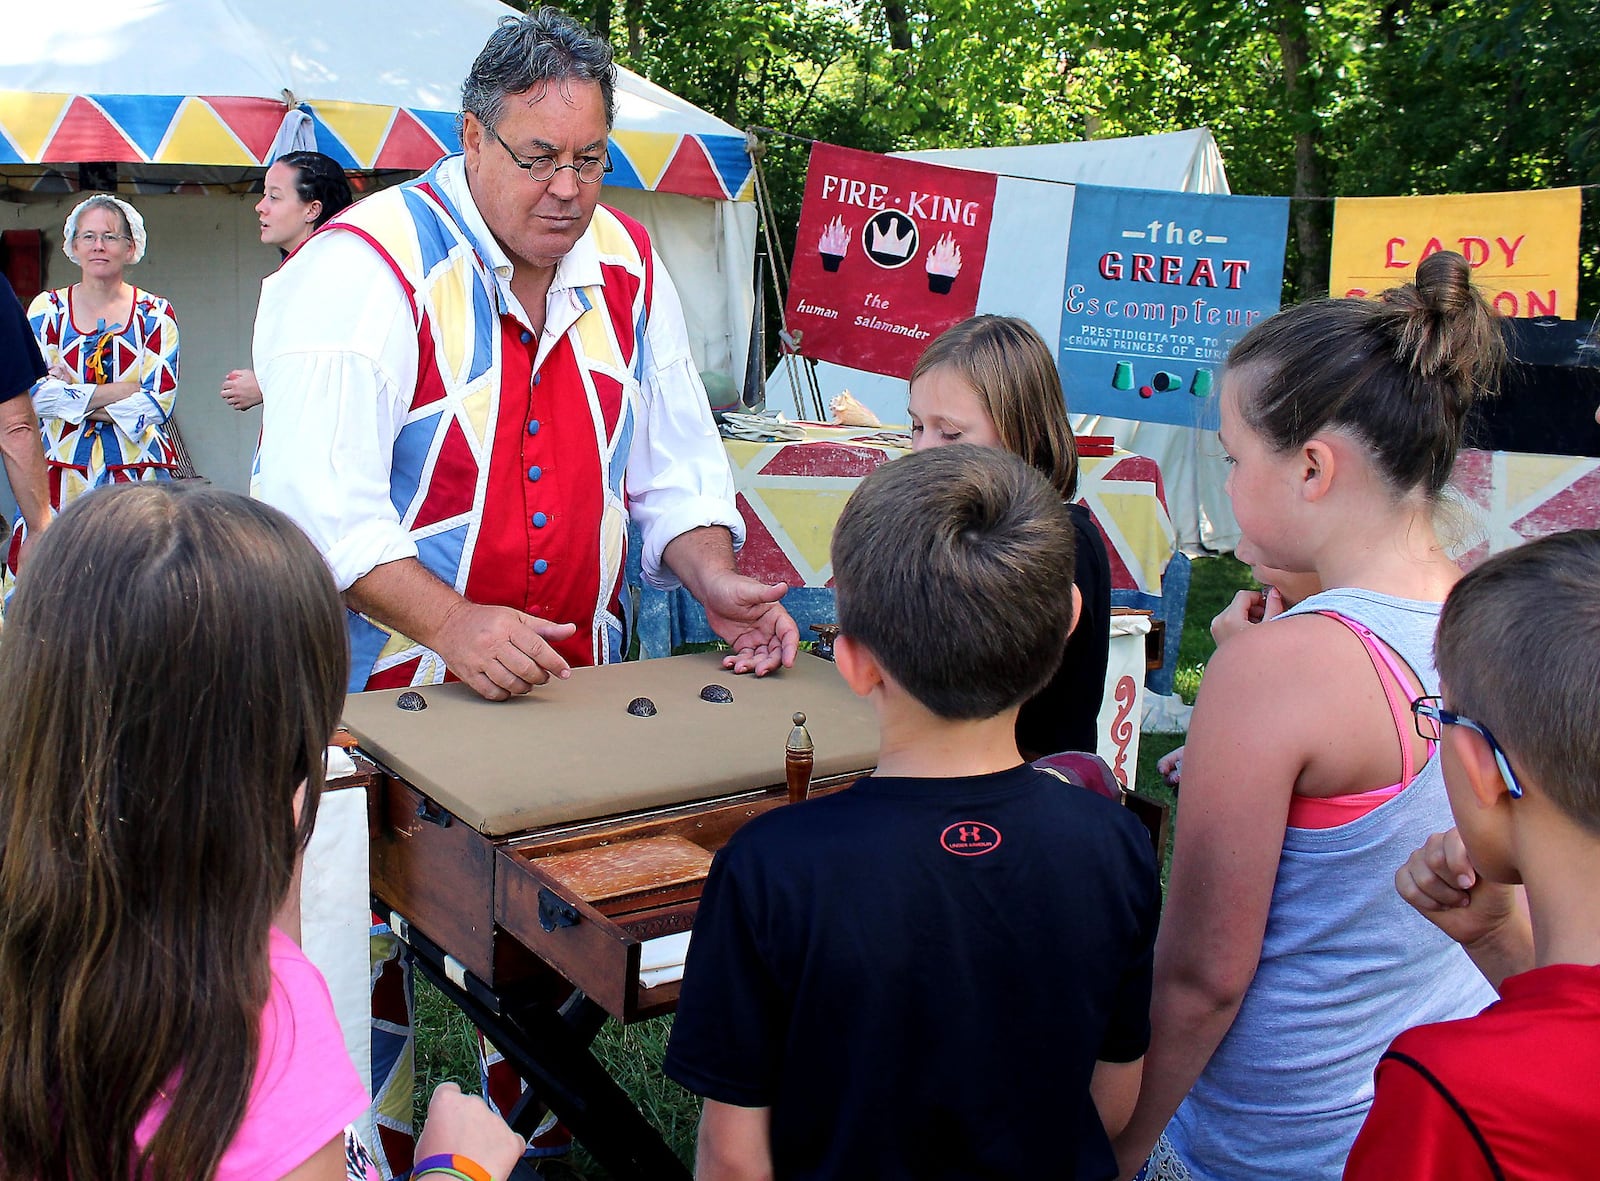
[925,233,963,277]
[818,216,850,255]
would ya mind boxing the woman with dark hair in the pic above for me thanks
[908,314,1112,758]
[0,484,523,1180]
[221,152,354,412]
[1113,253,1506,1181]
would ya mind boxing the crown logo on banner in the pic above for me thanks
[868,221,914,258]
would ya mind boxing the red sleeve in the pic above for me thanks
[1343,1051,1499,1181]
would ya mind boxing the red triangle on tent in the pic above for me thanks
[759,442,887,479]
[374,109,447,171]
[206,97,289,163]
[43,97,141,163]
[654,137,725,200]
[732,491,801,586]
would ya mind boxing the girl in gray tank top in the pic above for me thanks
[1113,252,1506,1181]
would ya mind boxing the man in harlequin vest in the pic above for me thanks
[252,11,796,699]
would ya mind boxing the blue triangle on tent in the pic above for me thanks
[700,133,754,198]
[306,114,360,169]
[410,109,462,154]
[92,94,186,160]
[0,126,20,164]
[605,144,645,192]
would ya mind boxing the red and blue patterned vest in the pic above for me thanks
[328,161,653,690]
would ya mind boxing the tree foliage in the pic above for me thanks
[535,0,1600,308]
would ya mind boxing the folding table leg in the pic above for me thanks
[410,951,691,1181]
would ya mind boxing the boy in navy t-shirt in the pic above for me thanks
[664,444,1160,1180]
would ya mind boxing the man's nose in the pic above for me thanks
[546,165,582,200]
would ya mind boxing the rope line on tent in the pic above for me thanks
[747,128,824,420]
[743,125,1600,203]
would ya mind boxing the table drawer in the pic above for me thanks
[496,845,695,1022]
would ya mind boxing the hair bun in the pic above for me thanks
[1413,250,1475,316]
[1377,250,1503,392]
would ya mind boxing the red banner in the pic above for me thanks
[784,142,997,380]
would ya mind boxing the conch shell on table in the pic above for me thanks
[828,391,880,427]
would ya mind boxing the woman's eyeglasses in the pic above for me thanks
[1410,695,1525,799]
[74,232,130,246]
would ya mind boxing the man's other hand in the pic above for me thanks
[433,601,576,700]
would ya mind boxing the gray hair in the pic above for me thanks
[461,8,617,132]
[63,194,148,265]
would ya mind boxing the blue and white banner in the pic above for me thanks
[1058,185,1290,429]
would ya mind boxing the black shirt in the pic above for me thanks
[665,764,1159,1181]
[0,274,45,403]
[1017,502,1113,759]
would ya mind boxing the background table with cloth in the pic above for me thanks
[629,424,1188,775]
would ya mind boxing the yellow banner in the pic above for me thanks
[1329,188,1582,318]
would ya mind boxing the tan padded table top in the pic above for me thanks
[342,652,879,836]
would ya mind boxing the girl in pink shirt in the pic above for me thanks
[0,484,521,1180]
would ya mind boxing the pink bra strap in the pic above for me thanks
[1313,610,1435,782]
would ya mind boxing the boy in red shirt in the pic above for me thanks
[1345,529,1600,1180]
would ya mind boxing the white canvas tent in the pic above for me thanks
[0,0,757,502]
[768,128,1240,551]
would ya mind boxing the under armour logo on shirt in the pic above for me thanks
[939,821,1002,857]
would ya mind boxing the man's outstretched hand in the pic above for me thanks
[663,525,800,676]
[700,570,799,676]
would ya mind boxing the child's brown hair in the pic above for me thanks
[912,315,1082,500]
[831,444,1076,719]
[1436,528,1600,831]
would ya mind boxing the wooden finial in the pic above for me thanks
[786,711,814,804]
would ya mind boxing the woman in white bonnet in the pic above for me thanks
[4,194,180,583]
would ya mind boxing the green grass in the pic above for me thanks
[412,983,697,1178]
[410,557,1253,1175]
[1170,553,1255,705]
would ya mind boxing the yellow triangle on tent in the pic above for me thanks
[0,91,71,162]
[1504,454,1583,508]
[156,98,254,165]
[311,100,396,169]
[610,129,678,189]
[1096,489,1167,589]
[754,486,856,578]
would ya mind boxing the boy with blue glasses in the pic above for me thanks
[1344,529,1600,1179]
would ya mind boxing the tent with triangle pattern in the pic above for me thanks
[0,0,758,507]
[0,0,754,201]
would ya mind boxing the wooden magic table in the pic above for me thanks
[343,652,879,1178]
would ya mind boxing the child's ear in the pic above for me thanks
[832,634,883,698]
[1301,437,1337,503]
[1068,584,1082,636]
[1452,729,1515,808]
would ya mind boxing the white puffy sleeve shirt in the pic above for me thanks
[252,165,742,594]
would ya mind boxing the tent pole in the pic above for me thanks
[748,129,824,421]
